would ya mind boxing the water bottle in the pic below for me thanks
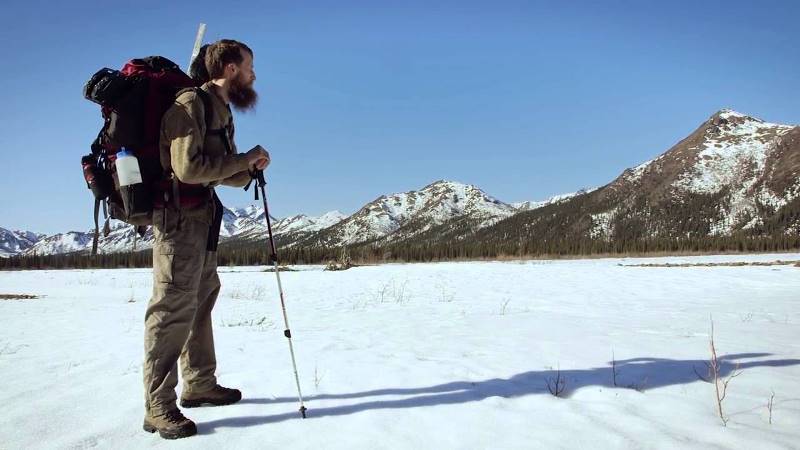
[115,147,151,225]
[115,147,142,186]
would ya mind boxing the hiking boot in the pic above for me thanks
[143,409,197,440]
[180,384,242,408]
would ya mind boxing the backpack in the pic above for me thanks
[81,56,219,255]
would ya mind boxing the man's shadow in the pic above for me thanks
[200,353,800,433]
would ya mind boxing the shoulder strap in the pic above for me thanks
[194,87,234,155]
[193,88,215,133]
[92,199,100,255]
[170,87,233,163]
[175,87,214,132]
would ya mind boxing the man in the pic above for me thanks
[142,39,269,440]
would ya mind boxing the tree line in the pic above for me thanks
[2,234,798,270]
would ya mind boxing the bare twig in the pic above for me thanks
[377,282,389,303]
[693,363,712,383]
[612,350,619,387]
[314,365,325,390]
[768,390,775,425]
[438,285,455,303]
[500,298,511,315]
[545,365,566,397]
[708,317,742,426]
[392,279,410,304]
[626,376,648,393]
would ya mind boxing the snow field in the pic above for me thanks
[1,253,799,449]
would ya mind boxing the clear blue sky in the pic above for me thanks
[1,0,798,234]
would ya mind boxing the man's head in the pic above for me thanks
[205,39,258,111]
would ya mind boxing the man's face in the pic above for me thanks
[228,50,258,112]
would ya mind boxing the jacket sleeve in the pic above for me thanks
[162,94,250,185]
[220,169,253,188]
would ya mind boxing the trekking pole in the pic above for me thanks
[251,169,308,419]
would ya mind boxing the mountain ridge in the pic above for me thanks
[4,109,797,258]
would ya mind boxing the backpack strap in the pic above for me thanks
[91,199,110,255]
[164,87,229,225]
[194,88,234,155]
[92,199,100,255]
[102,200,111,237]
[165,87,211,221]
[192,87,215,134]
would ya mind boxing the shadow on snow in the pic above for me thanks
[199,353,800,434]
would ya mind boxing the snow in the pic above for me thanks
[662,112,795,235]
[273,211,347,235]
[330,180,517,245]
[673,113,793,195]
[8,208,346,257]
[23,231,94,255]
[626,154,666,182]
[513,188,598,211]
[590,208,617,239]
[2,254,799,449]
[0,227,43,256]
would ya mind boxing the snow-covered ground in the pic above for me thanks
[1,253,799,449]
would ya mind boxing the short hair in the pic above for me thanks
[189,44,210,83]
[204,39,253,79]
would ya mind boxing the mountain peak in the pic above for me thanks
[709,109,763,124]
[421,179,469,190]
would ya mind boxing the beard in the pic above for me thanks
[228,73,258,112]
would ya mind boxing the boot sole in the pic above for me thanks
[180,396,241,408]
[143,422,197,439]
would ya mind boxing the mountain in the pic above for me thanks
[23,231,95,256]
[0,228,45,257]
[11,208,345,257]
[512,188,598,211]
[296,180,517,247]
[476,109,800,250]
[6,109,798,259]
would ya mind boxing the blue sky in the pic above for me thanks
[1,0,798,234]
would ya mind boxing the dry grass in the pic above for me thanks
[0,294,39,300]
[349,250,800,266]
[263,266,298,272]
[620,260,800,268]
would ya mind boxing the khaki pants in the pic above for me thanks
[143,208,221,416]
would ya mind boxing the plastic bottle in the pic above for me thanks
[115,147,142,187]
[114,147,151,224]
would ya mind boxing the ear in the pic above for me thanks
[225,62,238,77]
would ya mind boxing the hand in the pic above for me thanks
[246,145,270,170]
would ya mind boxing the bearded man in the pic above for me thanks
[142,39,269,440]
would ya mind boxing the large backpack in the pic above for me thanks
[81,56,217,254]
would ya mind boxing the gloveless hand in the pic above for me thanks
[246,145,270,170]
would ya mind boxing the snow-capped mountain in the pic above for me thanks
[3,180,586,257]
[512,188,598,211]
[301,180,518,247]
[7,109,796,258]
[0,228,45,257]
[479,109,800,246]
[22,219,155,256]
[605,109,800,236]
[13,208,346,257]
[23,231,95,256]
[273,211,348,235]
